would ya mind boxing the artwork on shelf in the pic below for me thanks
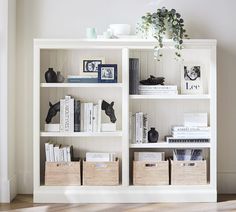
[45,101,60,124]
[98,64,117,83]
[80,57,105,76]
[101,100,117,123]
[181,63,204,94]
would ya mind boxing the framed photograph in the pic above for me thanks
[181,63,204,94]
[80,57,105,76]
[98,64,117,83]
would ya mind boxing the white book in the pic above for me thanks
[87,103,93,132]
[97,100,102,132]
[92,104,98,132]
[143,114,148,143]
[63,146,68,162]
[49,142,54,162]
[86,152,111,162]
[139,112,143,143]
[54,144,60,162]
[171,126,210,132]
[139,85,178,90]
[184,113,208,127]
[135,113,140,143]
[80,103,84,132]
[45,142,50,162]
[84,103,87,132]
[67,75,98,79]
[64,96,71,132]
[59,148,64,162]
[66,146,72,162]
[60,99,65,132]
[69,98,74,132]
[134,152,165,161]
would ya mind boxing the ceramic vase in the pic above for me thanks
[148,127,159,143]
[45,68,57,83]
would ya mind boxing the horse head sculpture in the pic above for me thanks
[45,101,60,124]
[101,100,117,123]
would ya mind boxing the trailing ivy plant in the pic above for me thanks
[137,7,188,61]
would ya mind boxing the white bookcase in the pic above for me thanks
[33,39,217,203]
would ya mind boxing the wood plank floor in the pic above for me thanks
[0,194,236,212]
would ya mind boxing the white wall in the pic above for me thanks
[0,0,17,202]
[16,0,236,193]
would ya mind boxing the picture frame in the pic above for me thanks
[80,57,105,76]
[181,62,204,94]
[98,64,117,83]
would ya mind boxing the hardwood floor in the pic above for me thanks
[0,195,236,211]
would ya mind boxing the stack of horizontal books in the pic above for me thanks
[139,85,178,95]
[67,75,98,83]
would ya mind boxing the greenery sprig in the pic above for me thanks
[137,7,189,61]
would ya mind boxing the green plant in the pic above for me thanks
[137,7,189,61]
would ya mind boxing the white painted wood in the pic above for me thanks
[33,39,217,203]
[130,143,211,149]
[40,131,123,137]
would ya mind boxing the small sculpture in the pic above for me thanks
[45,101,60,124]
[101,100,117,123]
[45,68,58,83]
[57,71,65,83]
[140,75,165,85]
[148,127,159,143]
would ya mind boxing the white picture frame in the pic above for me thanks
[80,57,105,76]
[181,62,204,94]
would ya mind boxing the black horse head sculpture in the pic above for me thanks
[45,101,60,124]
[101,100,117,123]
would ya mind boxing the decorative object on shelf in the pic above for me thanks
[181,62,204,94]
[45,68,58,83]
[129,58,140,95]
[56,71,65,83]
[80,57,105,76]
[101,100,117,123]
[140,75,165,85]
[45,101,60,124]
[86,27,97,39]
[136,7,188,60]
[98,64,117,83]
[148,127,159,143]
[109,24,131,36]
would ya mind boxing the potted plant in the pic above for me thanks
[137,7,188,60]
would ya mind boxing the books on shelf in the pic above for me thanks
[139,85,178,95]
[173,149,203,161]
[86,152,116,162]
[129,58,139,95]
[45,142,73,162]
[59,96,102,133]
[134,152,165,161]
[67,75,98,83]
[130,112,148,144]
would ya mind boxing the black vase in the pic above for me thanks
[45,68,57,83]
[148,127,159,143]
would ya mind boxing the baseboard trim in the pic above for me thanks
[218,172,236,193]
[9,174,17,201]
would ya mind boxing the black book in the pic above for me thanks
[74,100,80,132]
[129,58,139,94]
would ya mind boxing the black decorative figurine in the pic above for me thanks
[101,100,117,123]
[45,68,58,83]
[140,75,165,85]
[45,101,60,123]
[148,127,159,143]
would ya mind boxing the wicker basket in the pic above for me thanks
[171,160,207,185]
[83,159,119,186]
[45,161,81,186]
[133,161,169,185]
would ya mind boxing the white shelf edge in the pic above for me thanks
[40,131,123,137]
[130,94,211,100]
[41,83,124,88]
[130,142,211,148]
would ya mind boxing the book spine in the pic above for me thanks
[64,96,70,132]
[92,104,98,132]
[74,100,80,132]
[60,99,65,132]
[97,100,102,132]
[49,143,54,162]
[69,98,74,132]
[80,103,84,132]
[88,103,93,132]
[84,103,87,132]
[54,146,60,162]
[45,143,50,162]
[67,146,71,162]
[63,147,68,162]
[143,114,148,143]
[59,148,64,162]
[171,126,210,132]
[135,113,139,143]
[139,112,143,143]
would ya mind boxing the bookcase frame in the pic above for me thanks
[33,39,217,203]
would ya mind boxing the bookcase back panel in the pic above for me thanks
[130,100,210,141]
[40,49,123,83]
[40,87,122,131]
[130,48,211,94]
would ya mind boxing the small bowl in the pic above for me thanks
[109,24,131,35]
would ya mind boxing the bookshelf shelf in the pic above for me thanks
[130,142,211,149]
[40,83,124,88]
[40,131,123,137]
[129,94,211,100]
[34,39,217,203]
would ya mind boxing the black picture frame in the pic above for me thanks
[82,60,103,73]
[98,64,117,83]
